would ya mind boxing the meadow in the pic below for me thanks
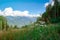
[0,24,60,40]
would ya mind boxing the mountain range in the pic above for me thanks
[6,16,37,27]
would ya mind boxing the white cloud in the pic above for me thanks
[51,1,54,6]
[3,7,13,16]
[58,0,60,2]
[45,2,49,7]
[0,10,4,16]
[0,7,40,17]
[44,0,54,7]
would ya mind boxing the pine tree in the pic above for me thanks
[14,25,18,29]
[2,20,4,30]
[40,0,60,23]
[6,20,9,31]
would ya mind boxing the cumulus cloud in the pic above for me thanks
[45,2,49,7]
[58,0,60,2]
[44,0,54,7]
[51,1,54,6]
[0,7,40,17]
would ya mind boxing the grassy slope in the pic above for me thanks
[0,24,60,40]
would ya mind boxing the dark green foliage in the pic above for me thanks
[39,0,60,23]
[2,21,4,30]
[0,16,9,30]
[0,16,6,30]
[14,25,18,29]
[6,24,9,31]
[22,25,28,28]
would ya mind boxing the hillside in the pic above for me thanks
[6,16,37,27]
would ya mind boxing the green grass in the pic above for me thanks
[0,24,60,40]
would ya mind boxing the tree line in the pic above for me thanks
[0,16,18,31]
[37,0,60,24]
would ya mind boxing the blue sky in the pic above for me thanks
[0,0,50,17]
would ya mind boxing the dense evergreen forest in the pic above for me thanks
[37,0,60,24]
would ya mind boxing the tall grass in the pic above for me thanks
[0,24,60,40]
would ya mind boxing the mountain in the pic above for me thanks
[6,16,37,27]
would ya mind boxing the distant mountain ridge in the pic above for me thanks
[6,16,37,27]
